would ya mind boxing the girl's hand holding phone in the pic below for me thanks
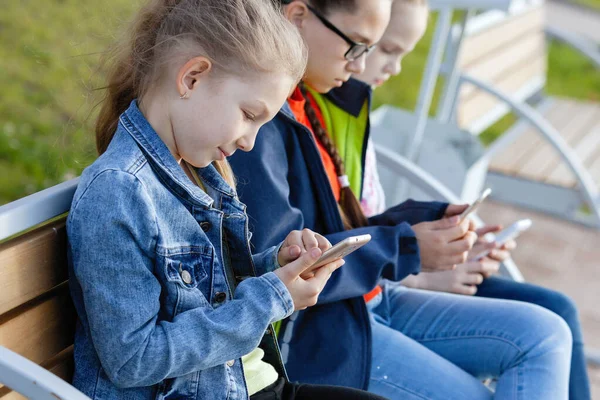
[277,229,332,267]
[275,229,343,310]
[274,246,345,310]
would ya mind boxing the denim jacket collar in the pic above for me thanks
[119,100,235,207]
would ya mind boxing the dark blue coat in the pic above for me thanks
[230,79,448,389]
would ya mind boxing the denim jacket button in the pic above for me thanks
[214,292,227,303]
[226,360,235,367]
[200,222,211,232]
[181,270,192,284]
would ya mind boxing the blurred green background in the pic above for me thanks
[1,0,599,205]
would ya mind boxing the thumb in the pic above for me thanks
[445,204,469,217]
[278,245,302,266]
[282,247,322,278]
[475,225,502,236]
[432,215,460,230]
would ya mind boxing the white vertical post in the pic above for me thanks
[404,7,454,163]
[437,10,474,123]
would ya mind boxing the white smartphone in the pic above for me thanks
[459,188,492,223]
[474,218,532,260]
[309,234,372,272]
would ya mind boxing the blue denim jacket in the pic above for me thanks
[67,101,293,400]
[229,78,448,389]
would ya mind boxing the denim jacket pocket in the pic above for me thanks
[158,246,215,316]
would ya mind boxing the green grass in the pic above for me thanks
[0,0,141,204]
[573,0,600,11]
[0,6,599,204]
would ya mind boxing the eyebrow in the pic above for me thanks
[383,43,406,54]
[348,32,376,46]
[252,100,269,119]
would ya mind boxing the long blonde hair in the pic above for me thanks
[95,0,307,187]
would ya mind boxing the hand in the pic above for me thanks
[278,229,331,267]
[274,248,345,310]
[406,260,500,295]
[444,203,469,218]
[444,203,477,231]
[412,216,478,272]
[469,225,516,264]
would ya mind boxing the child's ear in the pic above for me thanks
[176,56,212,97]
[284,1,309,29]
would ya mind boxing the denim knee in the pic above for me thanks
[522,303,573,357]
[540,291,581,339]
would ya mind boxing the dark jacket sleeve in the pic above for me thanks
[230,118,421,305]
[368,199,449,227]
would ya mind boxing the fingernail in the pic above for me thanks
[310,248,321,258]
[450,216,459,223]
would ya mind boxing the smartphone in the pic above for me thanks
[459,188,492,223]
[474,218,532,260]
[309,234,372,271]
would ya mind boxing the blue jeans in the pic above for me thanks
[476,276,590,400]
[367,281,572,400]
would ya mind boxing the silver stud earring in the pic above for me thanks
[180,92,189,99]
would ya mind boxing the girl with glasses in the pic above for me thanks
[230,1,572,399]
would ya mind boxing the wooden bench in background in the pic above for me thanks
[445,0,600,228]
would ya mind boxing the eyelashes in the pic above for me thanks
[242,110,256,122]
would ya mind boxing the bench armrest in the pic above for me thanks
[0,346,90,400]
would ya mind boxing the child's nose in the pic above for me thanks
[347,54,367,74]
[237,133,257,152]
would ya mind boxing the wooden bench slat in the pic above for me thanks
[0,219,68,316]
[0,285,76,368]
[517,101,600,182]
[458,55,546,128]
[459,6,545,67]
[460,33,546,98]
[488,100,576,174]
[0,391,26,399]
[545,118,600,187]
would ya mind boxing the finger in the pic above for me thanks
[312,259,345,289]
[488,249,510,262]
[480,259,500,275]
[281,247,322,278]
[463,272,484,285]
[278,244,303,265]
[301,228,319,250]
[456,284,478,296]
[475,225,502,236]
[446,237,472,255]
[285,230,304,249]
[442,219,471,241]
[465,231,478,248]
[500,239,517,251]
[445,204,469,217]
[431,215,460,231]
[468,219,477,233]
[315,233,332,251]
[465,261,484,273]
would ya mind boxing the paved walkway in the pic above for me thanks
[478,201,600,398]
[546,0,600,43]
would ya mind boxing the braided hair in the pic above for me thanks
[300,85,369,229]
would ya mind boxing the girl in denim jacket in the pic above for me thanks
[66,1,389,399]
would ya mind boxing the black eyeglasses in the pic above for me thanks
[306,4,376,61]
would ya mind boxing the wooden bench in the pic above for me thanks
[0,180,80,399]
[444,0,600,228]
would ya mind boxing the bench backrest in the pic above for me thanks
[453,1,547,134]
[0,181,77,399]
